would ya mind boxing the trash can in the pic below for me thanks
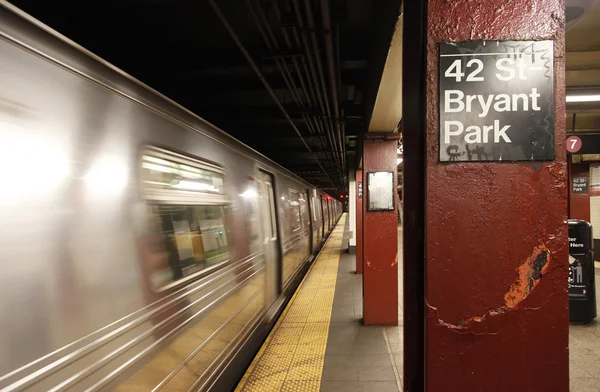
[568,219,597,323]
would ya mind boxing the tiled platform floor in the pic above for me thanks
[235,215,600,392]
[319,226,403,392]
[570,266,600,392]
[235,216,403,392]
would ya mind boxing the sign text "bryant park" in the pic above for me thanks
[439,41,554,162]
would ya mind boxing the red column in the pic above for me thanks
[424,0,568,391]
[363,139,398,325]
[356,169,364,274]
[570,162,591,221]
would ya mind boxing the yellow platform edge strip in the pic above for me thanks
[235,215,346,392]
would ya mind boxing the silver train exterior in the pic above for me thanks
[0,2,342,391]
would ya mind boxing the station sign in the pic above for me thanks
[572,176,589,194]
[439,40,554,162]
[358,182,363,199]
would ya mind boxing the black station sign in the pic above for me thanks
[439,40,554,162]
[572,176,589,194]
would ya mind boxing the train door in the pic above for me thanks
[257,170,281,306]
[322,196,329,233]
[307,189,314,252]
[312,189,321,245]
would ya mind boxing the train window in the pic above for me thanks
[149,205,230,288]
[139,147,231,290]
[140,147,227,206]
[289,190,301,232]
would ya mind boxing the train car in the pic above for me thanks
[0,2,342,391]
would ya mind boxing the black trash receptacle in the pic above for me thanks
[568,219,597,323]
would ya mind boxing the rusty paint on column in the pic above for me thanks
[363,139,398,325]
[425,0,568,390]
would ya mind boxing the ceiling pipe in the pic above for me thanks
[292,0,343,182]
[335,23,347,182]
[248,1,305,116]
[291,5,342,182]
[322,0,346,176]
[248,0,341,180]
[302,0,343,182]
[271,0,342,188]
[209,0,336,188]
[272,1,332,159]
[252,0,330,161]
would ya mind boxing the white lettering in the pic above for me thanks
[495,58,515,81]
[512,94,529,111]
[466,94,477,113]
[517,57,527,80]
[445,90,465,113]
[443,88,543,116]
[444,121,464,143]
[477,94,494,118]
[493,94,511,112]
[530,88,541,111]
[483,125,493,143]
[494,120,511,142]
[464,126,481,144]
[443,120,511,144]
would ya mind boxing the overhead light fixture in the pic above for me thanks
[566,95,600,103]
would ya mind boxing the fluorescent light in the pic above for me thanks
[566,95,600,103]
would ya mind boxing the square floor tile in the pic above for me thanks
[358,366,396,381]
[358,381,400,392]
[320,381,359,392]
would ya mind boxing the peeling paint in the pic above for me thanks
[365,258,385,272]
[504,244,550,308]
[429,243,551,329]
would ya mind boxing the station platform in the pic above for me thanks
[234,214,403,392]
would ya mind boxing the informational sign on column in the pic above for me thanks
[572,176,589,194]
[439,40,554,162]
[358,182,363,199]
[367,172,394,211]
[569,237,591,300]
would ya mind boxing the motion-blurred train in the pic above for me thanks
[0,2,342,391]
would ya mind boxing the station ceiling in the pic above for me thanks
[566,2,600,132]
[9,0,403,194]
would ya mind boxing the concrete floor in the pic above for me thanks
[320,225,403,392]
[322,222,600,391]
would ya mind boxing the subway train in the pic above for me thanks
[0,2,342,392]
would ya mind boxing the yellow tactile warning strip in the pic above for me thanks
[236,214,347,392]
